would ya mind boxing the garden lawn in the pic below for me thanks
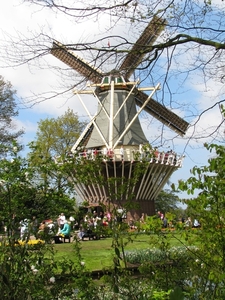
[54,231,190,271]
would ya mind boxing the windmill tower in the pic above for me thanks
[51,16,189,220]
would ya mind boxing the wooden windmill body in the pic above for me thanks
[51,16,189,220]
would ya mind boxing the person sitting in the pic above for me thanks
[185,217,192,228]
[58,221,71,237]
[129,218,137,230]
[47,220,55,235]
[140,213,146,223]
[77,224,85,240]
[53,221,71,243]
[193,219,201,228]
[37,221,46,238]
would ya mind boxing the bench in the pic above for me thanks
[53,234,71,243]
[82,230,100,241]
[62,234,71,243]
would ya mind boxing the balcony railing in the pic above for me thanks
[70,147,185,168]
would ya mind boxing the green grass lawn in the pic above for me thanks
[54,231,189,271]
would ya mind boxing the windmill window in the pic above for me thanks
[102,75,125,84]
[103,76,109,84]
[116,76,123,83]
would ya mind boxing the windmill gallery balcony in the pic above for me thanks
[61,146,185,220]
[73,146,185,168]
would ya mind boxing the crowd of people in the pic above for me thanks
[4,213,74,241]
[77,210,112,240]
[0,209,202,242]
[127,211,201,231]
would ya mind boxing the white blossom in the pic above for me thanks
[32,269,38,274]
[49,276,55,283]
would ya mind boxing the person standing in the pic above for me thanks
[139,143,143,160]
[140,213,146,223]
[59,213,66,230]
[120,145,124,161]
[20,219,29,240]
[31,216,39,239]
[157,211,164,220]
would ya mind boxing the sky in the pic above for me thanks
[0,0,224,201]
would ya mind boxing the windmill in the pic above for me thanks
[51,15,189,219]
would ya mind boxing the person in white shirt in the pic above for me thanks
[193,219,200,228]
[59,213,66,229]
[20,219,28,239]
[120,145,124,161]
[139,143,144,160]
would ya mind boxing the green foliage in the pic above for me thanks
[0,76,24,153]
[176,142,225,299]
[34,108,87,158]
[0,235,100,299]
[0,142,76,228]
[0,240,57,299]
[27,109,87,216]
[155,189,180,215]
[139,215,162,233]
[3,132,225,298]
[0,143,36,226]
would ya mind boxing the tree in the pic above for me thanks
[173,139,225,299]
[155,189,180,215]
[0,143,38,236]
[28,108,87,214]
[0,144,96,300]
[0,141,76,231]
[0,76,23,155]
[33,108,86,159]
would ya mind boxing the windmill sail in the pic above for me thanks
[134,89,189,135]
[51,41,104,83]
[119,16,167,80]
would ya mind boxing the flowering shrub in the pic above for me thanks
[19,239,44,244]
[124,246,199,264]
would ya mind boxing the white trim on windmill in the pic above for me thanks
[113,83,160,148]
[74,91,110,149]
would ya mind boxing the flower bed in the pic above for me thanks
[17,239,45,246]
[124,246,199,264]
[0,239,45,250]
